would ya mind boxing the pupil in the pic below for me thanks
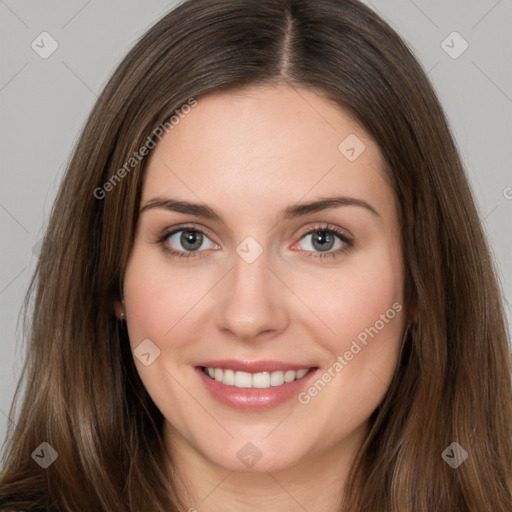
[313,231,333,252]
[181,230,202,251]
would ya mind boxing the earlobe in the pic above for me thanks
[114,299,126,321]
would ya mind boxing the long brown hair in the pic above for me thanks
[1,0,511,510]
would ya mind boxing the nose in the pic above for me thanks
[214,249,289,342]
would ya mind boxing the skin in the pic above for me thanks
[115,83,406,511]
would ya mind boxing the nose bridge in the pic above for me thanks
[229,232,272,296]
[231,247,269,297]
[215,238,288,340]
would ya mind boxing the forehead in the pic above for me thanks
[141,84,393,223]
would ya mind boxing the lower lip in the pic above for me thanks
[196,367,318,411]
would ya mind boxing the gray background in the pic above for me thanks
[1,0,511,449]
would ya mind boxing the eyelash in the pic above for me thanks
[156,223,353,261]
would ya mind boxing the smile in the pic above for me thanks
[195,360,318,410]
[201,366,312,388]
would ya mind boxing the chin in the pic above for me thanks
[200,438,307,474]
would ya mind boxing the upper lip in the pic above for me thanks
[197,359,317,373]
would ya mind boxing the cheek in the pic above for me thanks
[122,246,214,349]
[121,247,215,425]
[293,244,404,352]
[292,244,405,429]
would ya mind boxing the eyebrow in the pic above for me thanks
[139,195,380,221]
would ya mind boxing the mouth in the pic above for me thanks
[200,366,313,388]
[195,360,318,410]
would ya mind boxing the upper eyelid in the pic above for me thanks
[296,223,352,240]
[162,222,351,247]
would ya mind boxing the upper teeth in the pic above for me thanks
[204,367,310,388]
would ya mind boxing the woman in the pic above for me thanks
[1,0,511,510]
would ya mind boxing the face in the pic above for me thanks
[118,84,405,474]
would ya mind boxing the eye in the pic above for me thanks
[156,223,353,261]
[294,224,353,260]
[158,226,218,259]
